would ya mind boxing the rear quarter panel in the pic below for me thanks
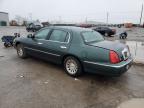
[67,31,110,63]
[82,45,110,63]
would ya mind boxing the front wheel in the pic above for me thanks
[64,56,82,77]
[16,44,27,58]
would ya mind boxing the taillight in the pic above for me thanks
[109,50,120,64]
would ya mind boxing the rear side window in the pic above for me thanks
[82,31,104,43]
[49,30,69,43]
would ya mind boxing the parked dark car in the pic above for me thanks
[26,23,42,32]
[14,26,132,77]
[92,26,116,36]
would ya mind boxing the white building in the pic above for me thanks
[0,12,9,26]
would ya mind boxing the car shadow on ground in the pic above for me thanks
[2,50,143,108]
[22,55,129,84]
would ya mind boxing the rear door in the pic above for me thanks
[43,29,71,63]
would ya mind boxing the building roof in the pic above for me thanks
[0,12,8,14]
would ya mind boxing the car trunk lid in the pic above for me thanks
[87,40,130,61]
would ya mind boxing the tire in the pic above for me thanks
[64,56,82,77]
[16,44,27,58]
[124,34,127,39]
[4,43,9,47]
[104,32,109,37]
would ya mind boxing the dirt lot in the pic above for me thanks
[0,26,144,108]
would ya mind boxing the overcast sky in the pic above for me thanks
[0,0,144,23]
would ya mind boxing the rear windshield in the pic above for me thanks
[82,31,104,43]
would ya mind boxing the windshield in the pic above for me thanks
[82,31,104,43]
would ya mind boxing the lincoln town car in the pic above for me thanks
[14,26,133,77]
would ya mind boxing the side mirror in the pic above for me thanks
[27,34,35,38]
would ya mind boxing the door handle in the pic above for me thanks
[60,46,67,49]
[37,42,43,45]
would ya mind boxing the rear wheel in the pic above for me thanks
[64,56,82,77]
[16,44,27,58]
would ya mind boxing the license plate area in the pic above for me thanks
[122,48,130,60]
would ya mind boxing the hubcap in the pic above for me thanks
[66,59,78,74]
[17,47,23,57]
[105,33,108,36]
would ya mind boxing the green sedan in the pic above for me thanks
[14,26,133,77]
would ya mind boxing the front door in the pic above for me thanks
[24,28,51,58]
[25,28,71,64]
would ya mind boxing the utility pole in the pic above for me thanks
[85,17,87,24]
[106,12,109,25]
[139,4,143,25]
[59,16,62,23]
[29,13,32,21]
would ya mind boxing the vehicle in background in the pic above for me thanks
[124,23,133,28]
[41,22,50,27]
[119,31,128,39]
[77,24,93,28]
[92,26,116,36]
[26,23,42,32]
[14,26,132,77]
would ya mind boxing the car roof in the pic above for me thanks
[46,26,92,33]
[91,26,109,28]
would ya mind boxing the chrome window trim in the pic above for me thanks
[37,31,71,44]
[84,59,132,68]
[24,47,60,57]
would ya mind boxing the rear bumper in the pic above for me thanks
[83,57,133,76]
